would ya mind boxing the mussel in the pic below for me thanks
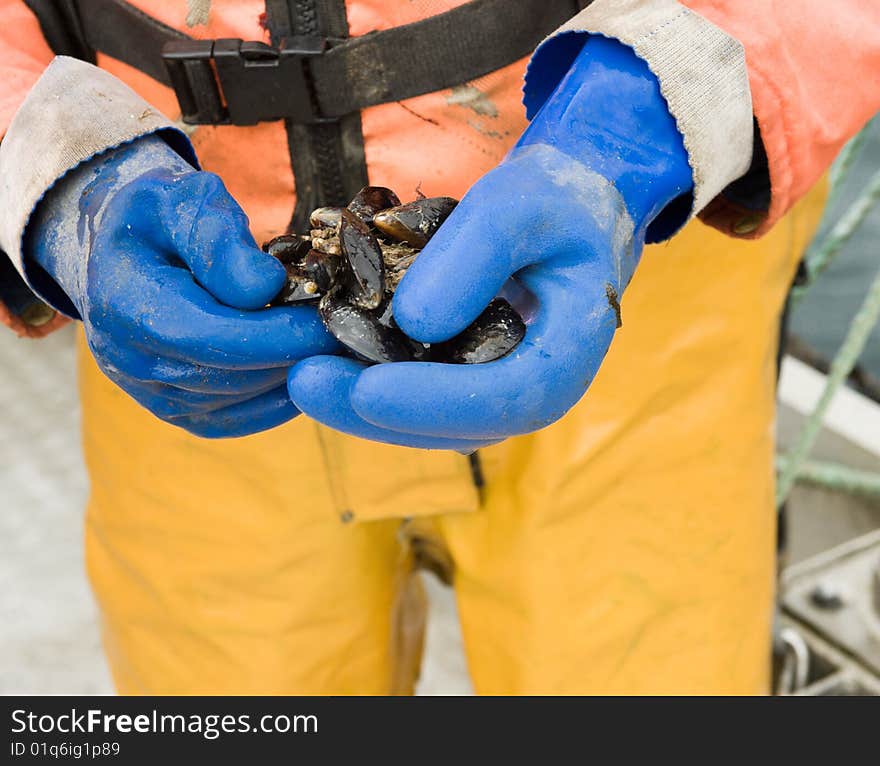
[372,196,457,247]
[263,233,311,264]
[347,186,401,224]
[433,299,526,364]
[318,287,414,364]
[338,209,385,310]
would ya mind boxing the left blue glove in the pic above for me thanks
[287,37,694,448]
[26,134,339,438]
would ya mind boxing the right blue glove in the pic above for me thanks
[25,134,339,438]
[287,36,693,449]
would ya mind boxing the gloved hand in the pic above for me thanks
[26,134,338,438]
[287,36,694,448]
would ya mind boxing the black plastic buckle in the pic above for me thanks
[161,37,328,126]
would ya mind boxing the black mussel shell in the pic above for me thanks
[302,249,338,292]
[338,209,385,309]
[309,207,344,230]
[347,186,402,224]
[433,298,526,364]
[319,289,414,364]
[276,264,321,304]
[375,298,432,361]
[408,340,433,362]
[262,234,312,264]
[372,196,458,247]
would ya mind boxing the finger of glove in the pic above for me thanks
[112,350,290,395]
[163,172,286,310]
[351,263,618,439]
[96,366,282,420]
[96,369,220,420]
[287,357,501,450]
[89,254,339,368]
[392,160,581,343]
[151,361,289,395]
[170,384,300,438]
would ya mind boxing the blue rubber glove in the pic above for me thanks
[288,37,694,448]
[26,134,338,438]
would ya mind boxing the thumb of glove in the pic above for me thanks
[162,172,285,311]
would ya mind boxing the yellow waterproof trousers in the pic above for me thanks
[78,184,826,695]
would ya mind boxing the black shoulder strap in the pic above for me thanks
[26,0,190,83]
[26,0,585,117]
[22,0,95,61]
[23,0,587,236]
[312,0,582,117]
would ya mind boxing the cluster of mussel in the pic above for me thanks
[262,186,526,364]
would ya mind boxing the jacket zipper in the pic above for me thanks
[295,0,347,207]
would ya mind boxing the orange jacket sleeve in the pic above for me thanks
[686,0,880,236]
[0,1,53,132]
[0,1,67,337]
